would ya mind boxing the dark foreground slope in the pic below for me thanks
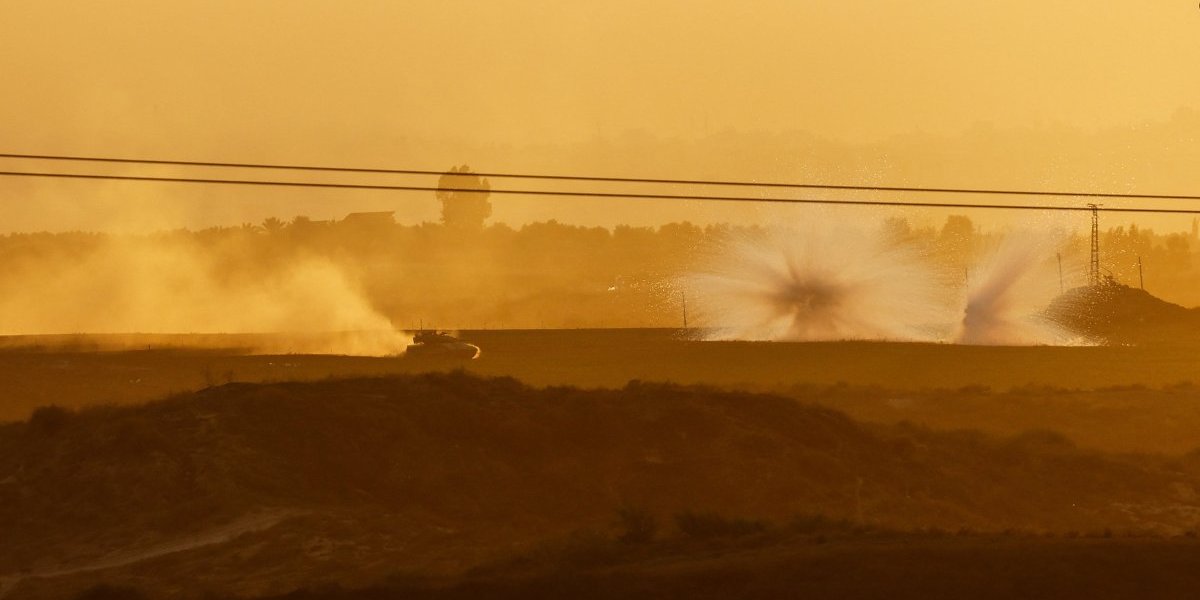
[263,535,1200,600]
[4,374,1200,598]
[779,382,1200,455]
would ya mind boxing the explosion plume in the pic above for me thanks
[954,232,1076,345]
[686,220,1079,346]
[685,222,948,342]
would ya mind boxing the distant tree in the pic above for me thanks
[882,216,913,243]
[261,217,286,234]
[939,214,976,262]
[1166,233,1192,269]
[940,215,975,243]
[436,165,491,229]
[289,215,331,239]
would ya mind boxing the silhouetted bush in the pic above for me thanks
[555,531,623,569]
[674,511,766,539]
[28,404,72,435]
[957,384,991,395]
[488,529,623,574]
[616,506,657,544]
[107,418,173,455]
[1006,429,1076,452]
[73,584,149,600]
[788,514,837,534]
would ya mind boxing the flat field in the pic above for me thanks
[3,328,1200,423]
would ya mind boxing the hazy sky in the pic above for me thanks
[2,1,1198,231]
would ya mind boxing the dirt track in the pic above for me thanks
[0,509,300,599]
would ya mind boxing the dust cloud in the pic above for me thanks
[0,236,410,356]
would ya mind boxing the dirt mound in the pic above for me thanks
[1047,283,1200,344]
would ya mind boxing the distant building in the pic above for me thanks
[341,211,396,227]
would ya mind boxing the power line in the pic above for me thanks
[2,151,1200,203]
[3,169,1200,214]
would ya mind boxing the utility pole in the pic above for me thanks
[1137,256,1145,290]
[681,290,688,329]
[1057,252,1064,294]
[1087,203,1102,287]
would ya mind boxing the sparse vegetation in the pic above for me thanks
[28,404,73,435]
[674,511,767,539]
[238,531,1200,600]
[7,373,1200,598]
[72,584,148,600]
[615,507,657,544]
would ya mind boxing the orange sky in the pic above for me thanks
[1,1,1198,232]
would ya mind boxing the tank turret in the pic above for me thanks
[406,330,480,359]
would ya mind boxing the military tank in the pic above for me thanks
[405,330,481,359]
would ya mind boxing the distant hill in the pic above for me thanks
[1047,282,1200,344]
[5,373,1200,598]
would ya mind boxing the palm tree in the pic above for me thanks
[261,217,286,234]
